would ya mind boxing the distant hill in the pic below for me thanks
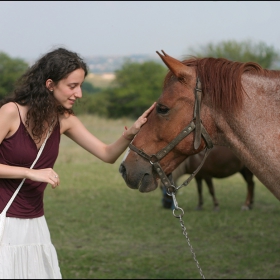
[84,54,162,74]
[25,54,162,74]
[26,54,163,88]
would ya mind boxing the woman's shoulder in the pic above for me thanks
[59,111,76,122]
[0,102,22,140]
[59,112,81,134]
[0,102,19,118]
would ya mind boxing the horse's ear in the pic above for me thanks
[156,50,192,78]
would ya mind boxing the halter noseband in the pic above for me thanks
[129,77,214,195]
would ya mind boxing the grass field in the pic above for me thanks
[85,73,115,89]
[44,115,280,279]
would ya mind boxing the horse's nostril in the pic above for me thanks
[119,163,126,178]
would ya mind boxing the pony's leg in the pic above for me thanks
[196,178,203,210]
[205,177,219,211]
[240,167,255,210]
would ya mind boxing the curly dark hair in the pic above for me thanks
[0,47,88,142]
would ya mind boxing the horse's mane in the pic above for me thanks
[164,57,270,113]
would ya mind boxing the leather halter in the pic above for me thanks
[129,77,214,194]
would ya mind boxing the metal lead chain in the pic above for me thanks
[178,216,205,279]
[172,193,206,279]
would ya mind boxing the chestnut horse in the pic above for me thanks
[160,145,254,211]
[119,51,280,201]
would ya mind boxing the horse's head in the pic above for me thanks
[119,51,214,193]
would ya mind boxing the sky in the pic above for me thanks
[0,1,279,62]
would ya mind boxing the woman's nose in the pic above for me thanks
[75,87,82,98]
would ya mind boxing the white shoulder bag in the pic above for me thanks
[0,130,51,244]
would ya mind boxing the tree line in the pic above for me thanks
[1,40,279,119]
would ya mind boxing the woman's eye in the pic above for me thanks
[156,104,169,115]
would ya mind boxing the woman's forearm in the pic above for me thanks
[102,135,133,164]
[0,164,29,179]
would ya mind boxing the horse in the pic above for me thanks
[119,50,280,202]
[160,145,255,211]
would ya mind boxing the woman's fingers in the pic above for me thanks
[142,102,156,117]
[49,173,60,188]
[28,168,60,188]
[135,102,156,128]
[127,102,156,136]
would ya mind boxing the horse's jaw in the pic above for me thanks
[134,172,159,193]
[119,153,159,192]
[119,166,159,193]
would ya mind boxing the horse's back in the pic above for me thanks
[177,146,245,181]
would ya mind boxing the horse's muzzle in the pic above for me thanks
[119,161,158,192]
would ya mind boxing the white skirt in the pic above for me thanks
[0,216,62,279]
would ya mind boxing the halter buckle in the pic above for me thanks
[149,154,158,164]
[166,185,177,196]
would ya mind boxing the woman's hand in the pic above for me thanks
[123,102,156,140]
[26,168,60,189]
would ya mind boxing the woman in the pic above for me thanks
[0,48,155,278]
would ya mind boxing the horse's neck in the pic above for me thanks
[212,72,280,143]
[211,72,280,199]
[220,73,280,138]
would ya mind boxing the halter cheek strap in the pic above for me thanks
[194,78,202,149]
[129,77,214,195]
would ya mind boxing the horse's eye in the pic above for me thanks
[156,104,169,115]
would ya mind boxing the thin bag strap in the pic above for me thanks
[2,129,51,214]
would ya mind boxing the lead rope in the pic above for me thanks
[171,192,206,279]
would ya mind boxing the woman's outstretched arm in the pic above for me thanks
[62,102,156,163]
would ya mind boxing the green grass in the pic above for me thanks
[44,115,280,279]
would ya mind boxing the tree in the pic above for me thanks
[0,52,28,99]
[105,60,167,118]
[73,91,109,116]
[81,81,101,95]
[188,40,280,69]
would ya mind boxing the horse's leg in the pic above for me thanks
[239,167,255,210]
[205,177,219,211]
[196,178,203,210]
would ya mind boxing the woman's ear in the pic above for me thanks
[46,79,53,91]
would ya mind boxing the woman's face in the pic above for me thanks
[48,68,85,109]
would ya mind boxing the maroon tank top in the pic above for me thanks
[0,104,60,218]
